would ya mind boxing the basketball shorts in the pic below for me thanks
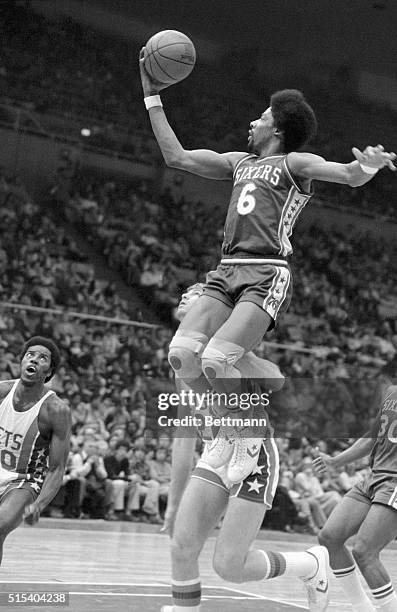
[345,472,397,511]
[0,478,42,503]
[192,437,279,508]
[203,262,292,329]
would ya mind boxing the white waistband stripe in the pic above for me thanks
[221,258,288,266]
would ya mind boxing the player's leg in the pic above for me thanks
[213,496,330,611]
[168,295,232,393]
[352,503,397,611]
[201,303,273,394]
[213,438,329,612]
[201,262,291,395]
[318,495,375,612]
[0,488,34,564]
[167,473,228,612]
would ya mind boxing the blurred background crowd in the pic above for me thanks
[0,2,396,531]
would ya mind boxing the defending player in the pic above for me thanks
[139,50,396,409]
[160,285,331,612]
[0,336,71,564]
[313,360,397,612]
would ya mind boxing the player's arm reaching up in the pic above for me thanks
[139,48,246,180]
[289,145,396,188]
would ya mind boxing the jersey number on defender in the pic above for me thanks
[237,183,257,215]
[379,414,397,444]
[1,449,17,471]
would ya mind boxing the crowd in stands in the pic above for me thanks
[0,4,396,529]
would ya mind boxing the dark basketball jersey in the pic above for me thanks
[222,154,313,258]
[370,384,397,474]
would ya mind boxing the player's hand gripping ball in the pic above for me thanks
[143,30,196,84]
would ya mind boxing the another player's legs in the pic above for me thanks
[214,496,330,612]
[166,476,228,612]
[168,295,232,393]
[0,489,35,564]
[351,503,397,611]
[318,496,375,611]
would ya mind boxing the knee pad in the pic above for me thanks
[201,338,245,382]
[168,329,208,379]
[237,353,285,392]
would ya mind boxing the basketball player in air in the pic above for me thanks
[0,336,71,565]
[314,359,397,612]
[160,283,331,612]
[139,50,396,416]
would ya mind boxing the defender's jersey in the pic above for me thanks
[222,154,313,258]
[370,384,397,474]
[0,380,53,489]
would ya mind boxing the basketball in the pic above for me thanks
[144,30,196,85]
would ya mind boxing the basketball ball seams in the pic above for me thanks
[157,47,195,65]
[149,50,177,81]
[155,42,195,63]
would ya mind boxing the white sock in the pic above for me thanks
[333,565,375,611]
[260,550,317,580]
[371,584,397,611]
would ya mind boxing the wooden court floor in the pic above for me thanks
[1,518,396,611]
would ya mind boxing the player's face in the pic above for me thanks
[176,287,203,321]
[21,345,52,385]
[248,107,275,154]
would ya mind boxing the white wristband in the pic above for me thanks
[144,95,162,110]
[359,163,378,175]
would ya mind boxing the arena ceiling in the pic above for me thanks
[87,0,396,77]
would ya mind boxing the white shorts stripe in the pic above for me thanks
[262,438,279,507]
[388,485,397,509]
[220,258,288,266]
[262,266,291,319]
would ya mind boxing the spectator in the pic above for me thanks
[79,440,108,519]
[128,448,163,524]
[104,440,131,520]
[295,456,342,518]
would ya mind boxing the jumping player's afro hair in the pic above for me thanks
[270,89,317,153]
[21,336,61,382]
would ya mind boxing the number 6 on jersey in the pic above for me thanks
[237,183,256,215]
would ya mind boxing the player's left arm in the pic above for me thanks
[289,145,396,188]
[23,397,72,524]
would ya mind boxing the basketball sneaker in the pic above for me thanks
[204,426,235,468]
[301,545,330,612]
[227,434,261,483]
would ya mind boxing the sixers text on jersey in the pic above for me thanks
[223,154,312,258]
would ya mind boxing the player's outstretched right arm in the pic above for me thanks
[139,49,246,180]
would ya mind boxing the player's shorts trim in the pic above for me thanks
[261,266,291,322]
[345,472,397,511]
[192,462,229,493]
[220,258,289,266]
[0,479,41,503]
[230,438,279,508]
